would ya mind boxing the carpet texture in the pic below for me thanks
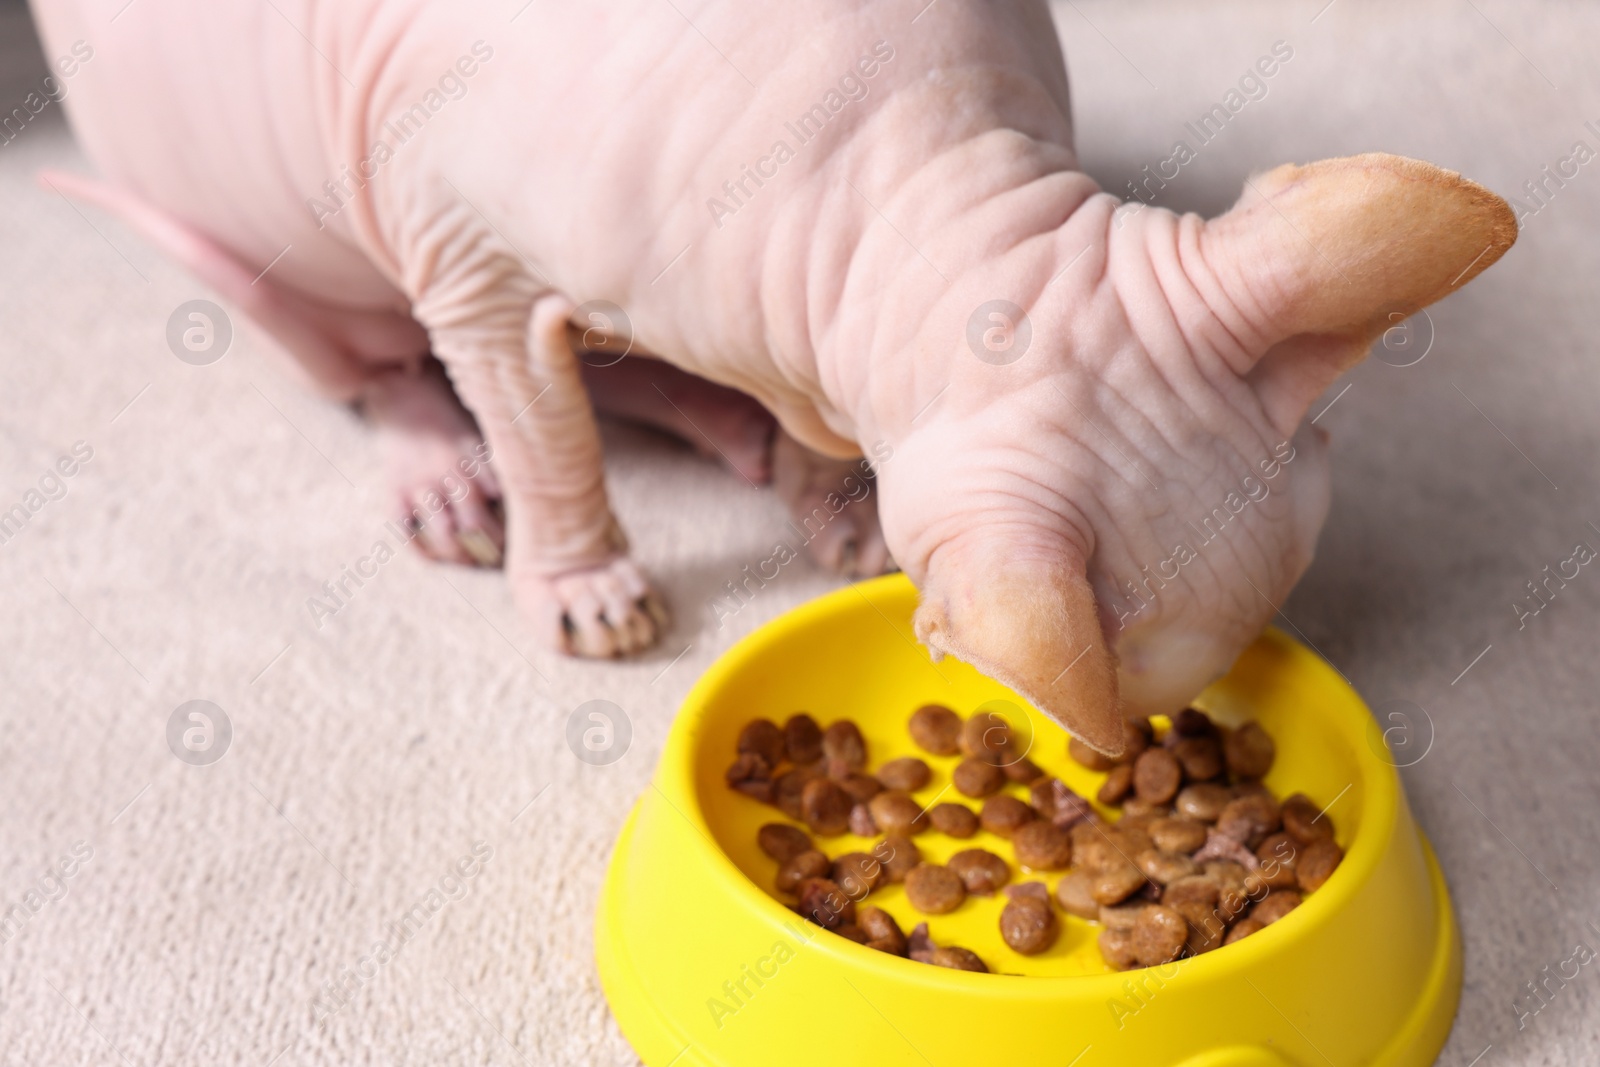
[1,1,1597,1064]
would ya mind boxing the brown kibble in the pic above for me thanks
[874,835,920,883]
[928,946,988,972]
[1175,782,1233,823]
[1031,778,1094,827]
[1162,874,1220,910]
[1216,794,1282,849]
[1204,859,1250,895]
[800,777,852,836]
[1254,832,1299,889]
[832,851,886,897]
[726,752,772,788]
[1131,904,1188,966]
[1181,908,1227,955]
[1099,927,1141,970]
[833,923,870,944]
[737,719,785,767]
[1099,902,1147,929]
[783,714,824,764]
[775,849,831,893]
[1297,838,1344,892]
[858,906,906,954]
[823,720,867,770]
[1172,708,1217,737]
[757,823,813,863]
[1225,918,1266,945]
[1233,780,1274,801]
[868,791,928,836]
[1122,797,1172,820]
[1225,722,1276,779]
[1005,881,1051,903]
[929,802,979,838]
[908,704,963,756]
[1173,735,1225,782]
[1055,870,1100,919]
[1282,793,1334,844]
[905,864,967,913]
[907,921,937,962]
[834,771,884,805]
[980,794,1035,838]
[1000,896,1059,955]
[797,877,855,929]
[877,756,931,792]
[773,765,821,819]
[1068,735,1115,771]
[1133,748,1182,804]
[1073,825,1153,872]
[960,710,1014,763]
[1113,718,1154,764]
[1217,883,1254,925]
[849,802,878,837]
[1150,817,1209,855]
[1252,890,1302,925]
[1090,861,1149,905]
[1195,829,1260,870]
[953,758,1006,798]
[1136,848,1200,886]
[1013,821,1073,871]
[1097,764,1135,805]
[732,778,776,804]
[948,849,1011,895]
[1117,811,1161,833]
[1003,756,1046,784]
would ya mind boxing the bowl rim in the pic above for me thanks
[653,573,1401,991]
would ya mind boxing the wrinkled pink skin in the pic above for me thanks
[32,0,1342,719]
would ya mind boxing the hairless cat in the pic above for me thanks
[29,0,1515,751]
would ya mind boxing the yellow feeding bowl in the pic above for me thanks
[596,574,1460,1066]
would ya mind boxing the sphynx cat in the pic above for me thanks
[29,0,1514,752]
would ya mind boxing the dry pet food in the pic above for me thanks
[928,946,988,972]
[928,802,979,838]
[948,848,1011,895]
[1012,821,1072,871]
[877,756,932,792]
[952,757,1006,798]
[859,905,907,956]
[776,849,830,893]
[979,794,1035,838]
[905,863,967,913]
[800,777,852,836]
[1000,896,1059,955]
[758,823,813,863]
[823,720,868,770]
[908,704,963,756]
[783,713,824,764]
[875,835,920,883]
[727,702,1341,976]
[868,791,928,836]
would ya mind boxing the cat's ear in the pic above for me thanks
[913,534,1125,756]
[1201,153,1516,432]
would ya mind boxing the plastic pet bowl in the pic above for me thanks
[596,574,1460,1066]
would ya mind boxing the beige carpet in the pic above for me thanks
[1,1,1597,1063]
